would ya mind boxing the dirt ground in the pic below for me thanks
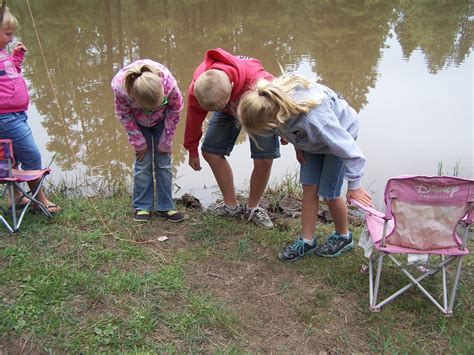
[175,194,370,353]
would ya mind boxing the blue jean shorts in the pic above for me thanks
[0,112,42,170]
[300,152,345,200]
[201,112,280,159]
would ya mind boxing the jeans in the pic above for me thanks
[0,112,42,170]
[201,111,280,159]
[133,120,174,212]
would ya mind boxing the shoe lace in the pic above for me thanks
[212,202,225,209]
[289,237,305,256]
[323,233,338,248]
[247,207,270,222]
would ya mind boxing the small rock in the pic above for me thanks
[178,193,202,209]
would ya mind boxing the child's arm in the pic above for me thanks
[315,108,367,190]
[113,92,147,152]
[11,43,27,71]
[183,84,209,159]
[157,83,183,153]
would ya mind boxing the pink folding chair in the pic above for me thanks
[352,175,473,316]
[0,139,53,234]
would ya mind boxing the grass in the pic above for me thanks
[0,184,473,353]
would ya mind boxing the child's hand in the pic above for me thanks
[347,187,373,207]
[189,156,202,171]
[157,147,170,156]
[280,137,289,145]
[15,42,27,52]
[295,149,306,165]
[135,147,148,161]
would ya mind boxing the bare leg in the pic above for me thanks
[326,196,349,235]
[302,185,319,239]
[247,158,273,208]
[11,179,60,212]
[28,184,51,206]
[202,151,238,206]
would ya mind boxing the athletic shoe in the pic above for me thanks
[156,210,185,223]
[207,202,243,218]
[133,210,151,222]
[316,231,353,258]
[278,237,317,262]
[243,205,274,229]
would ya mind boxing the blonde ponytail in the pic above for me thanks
[238,74,321,138]
[1,6,19,30]
[124,64,164,109]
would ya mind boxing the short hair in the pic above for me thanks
[124,64,164,110]
[1,7,19,30]
[194,69,232,111]
[237,75,321,140]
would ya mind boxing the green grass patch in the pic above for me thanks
[0,189,472,353]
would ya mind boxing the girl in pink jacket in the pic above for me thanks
[0,7,61,214]
[111,60,184,222]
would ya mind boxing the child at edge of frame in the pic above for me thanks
[0,6,62,214]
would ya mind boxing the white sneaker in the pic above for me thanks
[207,202,243,218]
[244,205,274,229]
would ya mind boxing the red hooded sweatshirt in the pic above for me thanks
[184,48,273,158]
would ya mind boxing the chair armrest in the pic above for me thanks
[350,198,388,220]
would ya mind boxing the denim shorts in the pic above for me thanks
[201,112,280,159]
[0,112,42,170]
[300,152,345,200]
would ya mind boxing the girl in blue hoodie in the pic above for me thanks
[238,74,372,261]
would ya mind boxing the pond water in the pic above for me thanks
[8,0,473,207]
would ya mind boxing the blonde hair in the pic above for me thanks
[237,75,321,139]
[194,69,232,111]
[1,6,19,30]
[124,64,164,109]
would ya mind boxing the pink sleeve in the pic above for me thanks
[158,83,183,152]
[11,49,25,72]
[114,92,147,151]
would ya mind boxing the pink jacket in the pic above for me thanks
[111,59,183,152]
[0,48,29,114]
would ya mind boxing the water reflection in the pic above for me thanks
[8,0,473,204]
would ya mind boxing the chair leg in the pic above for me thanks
[370,253,384,312]
[387,254,455,314]
[12,177,52,232]
[8,183,18,230]
[20,175,53,219]
[447,256,464,316]
[0,215,13,234]
[441,255,448,310]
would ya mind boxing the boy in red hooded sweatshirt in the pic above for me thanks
[184,48,279,229]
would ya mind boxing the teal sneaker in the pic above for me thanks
[316,231,353,258]
[278,236,317,262]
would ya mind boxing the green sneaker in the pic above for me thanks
[156,210,185,223]
[133,210,151,222]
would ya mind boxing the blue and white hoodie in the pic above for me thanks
[279,83,366,190]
